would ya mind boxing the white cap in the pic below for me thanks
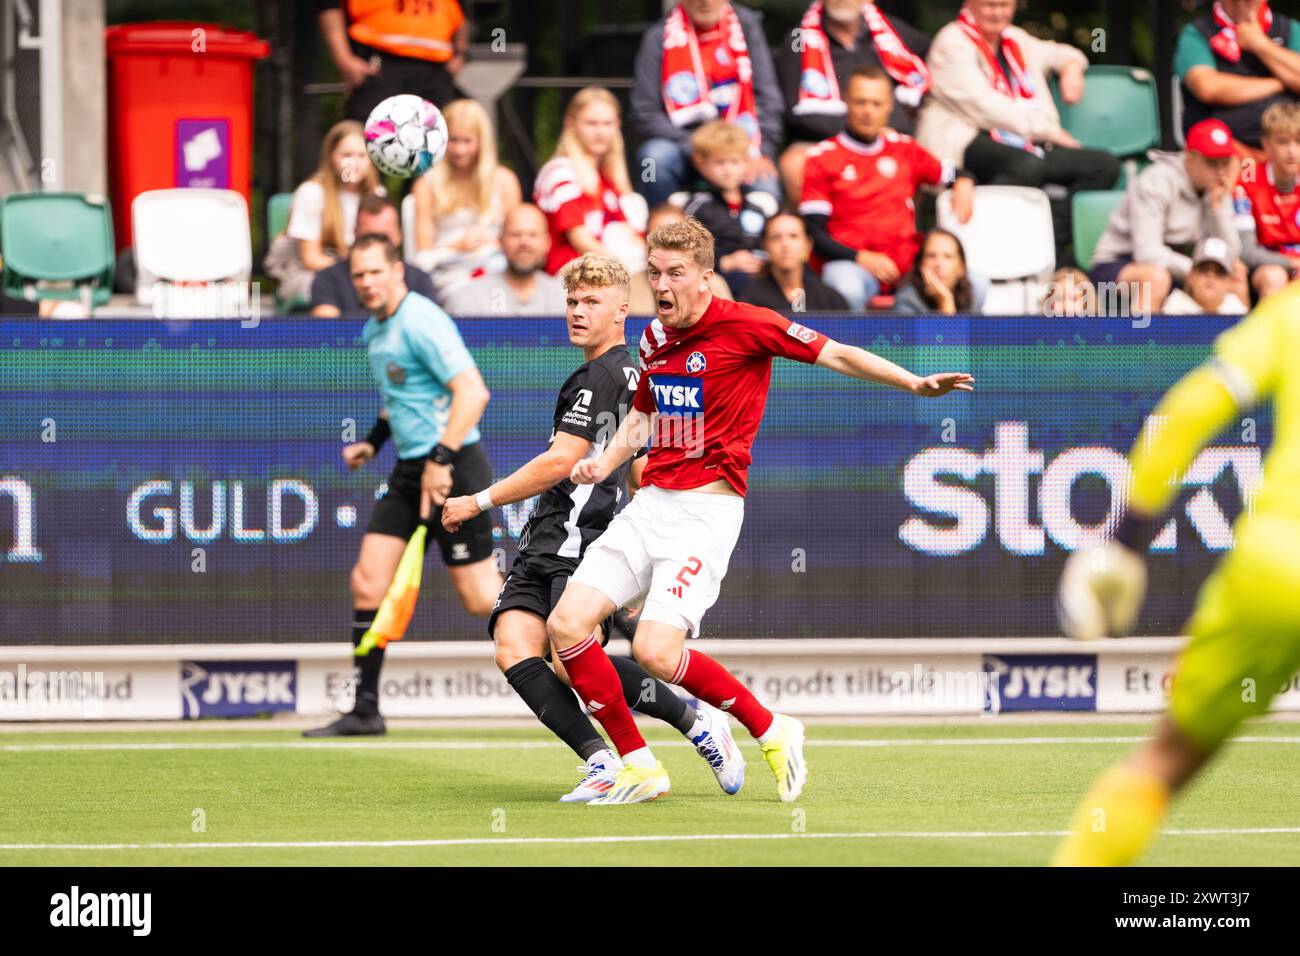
[1192,236,1232,272]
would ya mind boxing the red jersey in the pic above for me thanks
[1233,163,1300,255]
[632,297,829,496]
[534,157,632,274]
[799,131,951,276]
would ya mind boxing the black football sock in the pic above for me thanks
[610,655,696,734]
[504,657,607,761]
[351,608,383,717]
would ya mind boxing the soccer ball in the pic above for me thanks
[363,94,448,178]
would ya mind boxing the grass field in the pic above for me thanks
[3,718,1298,866]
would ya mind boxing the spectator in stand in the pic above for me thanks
[1090,119,1244,315]
[311,195,438,317]
[318,0,468,122]
[267,119,386,304]
[1161,238,1250,314]
[631,1,784,207]
[777,0,932,199]
[1175,0,1300,161]
[916,0,1119,265]
[1039,267,1097,316]
[891,229,983,314]
[535,87,648,277]
[442,205,567,317]
[800,67,974,311]
[411,99,522,299]
[628,204,732,312]
[668,120,779,296]
[740,212,849,314]
[1233,102,1300,297]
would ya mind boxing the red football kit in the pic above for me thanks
[633,296,830,496]
[1233,162,1300,256]
[799,130,952,276]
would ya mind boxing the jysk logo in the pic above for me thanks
[981,654,1095,714]
[180,661,296,718]
[650,375,704,415]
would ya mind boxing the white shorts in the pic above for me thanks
[569,485,744,638]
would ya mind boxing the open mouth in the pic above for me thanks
[657,297,673,315]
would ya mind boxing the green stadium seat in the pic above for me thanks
[0,191,115,308]
[267,191,310,313]
[1072,189,1124,271]
[267,191,293,240]
[1052,65,1161,159]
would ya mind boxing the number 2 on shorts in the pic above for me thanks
[675,556,702,589]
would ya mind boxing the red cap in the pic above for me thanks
[1186,119,1236,159]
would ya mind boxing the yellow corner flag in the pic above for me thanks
[356,525,427,656]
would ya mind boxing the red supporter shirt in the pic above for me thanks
[534,157,630,274]
[1233,163,1300,255]
[631,297,829,496]
[799,131,951,276]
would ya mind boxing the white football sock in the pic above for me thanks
[622,746,656,769]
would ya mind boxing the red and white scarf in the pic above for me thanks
[794,1,930,116]
[955,5,1035,99]
[1210,0,1272,63]
[661,2,761,157]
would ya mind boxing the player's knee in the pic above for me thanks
[349,563,384,606]
[632,638,680,683]
[493,638,527,673]
[545,605,590,649]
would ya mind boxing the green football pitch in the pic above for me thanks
[2,719,1297,866]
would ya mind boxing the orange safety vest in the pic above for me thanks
[347,0,464,63]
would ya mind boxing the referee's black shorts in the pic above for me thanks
[488,550,612,652]
[366,443,496,566]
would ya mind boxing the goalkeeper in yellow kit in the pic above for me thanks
[1053,281,1300,867]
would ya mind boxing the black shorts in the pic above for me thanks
[488,550,612,652]
[366,443,496,566]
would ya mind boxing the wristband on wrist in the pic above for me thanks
[430,443,456,466]
[475,488,495,512]
[363,416,391,451]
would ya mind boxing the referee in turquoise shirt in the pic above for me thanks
[305,234,502,737]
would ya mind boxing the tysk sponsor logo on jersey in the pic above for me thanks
[180,660,296,718]
[981,653,1097,714]
[649,375,705,415]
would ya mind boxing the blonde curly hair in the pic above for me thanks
[560,253,631,303]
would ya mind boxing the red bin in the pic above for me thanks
[105,22,270,250]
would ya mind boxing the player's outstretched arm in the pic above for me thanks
[572,407,653,485]
[814,340,974,395]
[441,432,592,531]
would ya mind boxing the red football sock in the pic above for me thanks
[672,649,774,738]
[555,634,647,757]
